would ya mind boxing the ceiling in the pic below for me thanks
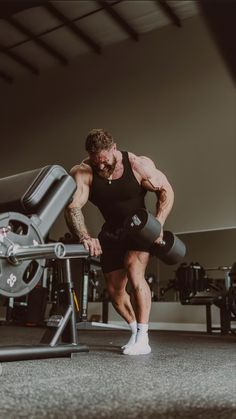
[0,0,200,85]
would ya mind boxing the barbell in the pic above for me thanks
[124,208,186,265]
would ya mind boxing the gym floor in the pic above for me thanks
[0,326,235,418]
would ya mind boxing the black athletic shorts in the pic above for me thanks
[98,224,150,274]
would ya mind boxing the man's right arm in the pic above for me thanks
[65,164,102,257]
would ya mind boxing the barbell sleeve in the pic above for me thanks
[7,242,66,263]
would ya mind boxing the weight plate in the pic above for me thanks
[157,231,186,265]
[0,212,45,298]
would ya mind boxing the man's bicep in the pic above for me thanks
[71,184,89,208]
[150,168,173,191]
[68,174,90,209]
[139,157,170,190]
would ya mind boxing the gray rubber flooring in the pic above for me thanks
[0,326,235,418]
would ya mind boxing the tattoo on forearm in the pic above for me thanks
[65,207,90,241]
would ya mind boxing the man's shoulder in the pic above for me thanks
[127,152,149,168]
[70,160,92,178]
[127,151,137,164]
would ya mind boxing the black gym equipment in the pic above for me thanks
[0,165,90,361]
[162,262,236,335]
[124,208,186,264]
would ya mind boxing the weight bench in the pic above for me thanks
[0,165,89,361]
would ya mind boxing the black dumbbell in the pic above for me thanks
[124,208,186,265]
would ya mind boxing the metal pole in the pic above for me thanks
[64,258,78,344]
[81,260,89,321]
[50,306,72,347]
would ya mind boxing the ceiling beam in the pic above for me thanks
[0,43,39,75]
[0,1,44,19]
[157,0,181,28]
[98,0,139,41]
[7,16,68,65]
[44,2,101,54]
[0,69,14,84]
[4,1,123,52]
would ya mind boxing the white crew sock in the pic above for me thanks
[136,323,149,339]
[123,323,151,355]
[121,321,137,350]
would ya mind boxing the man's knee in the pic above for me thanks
[125,255,147,279]
[106,283,116,298]
[125,251,149,270]
[105,271,127,298]
[106,283,125,299]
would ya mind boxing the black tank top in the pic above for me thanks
[89,151,147,228]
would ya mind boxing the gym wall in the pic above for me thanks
[0,14,235,239]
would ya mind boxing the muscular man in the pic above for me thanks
[65,129,174,355]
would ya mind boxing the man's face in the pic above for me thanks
[89,145,117,178]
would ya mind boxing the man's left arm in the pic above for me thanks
[135,156,174,241]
